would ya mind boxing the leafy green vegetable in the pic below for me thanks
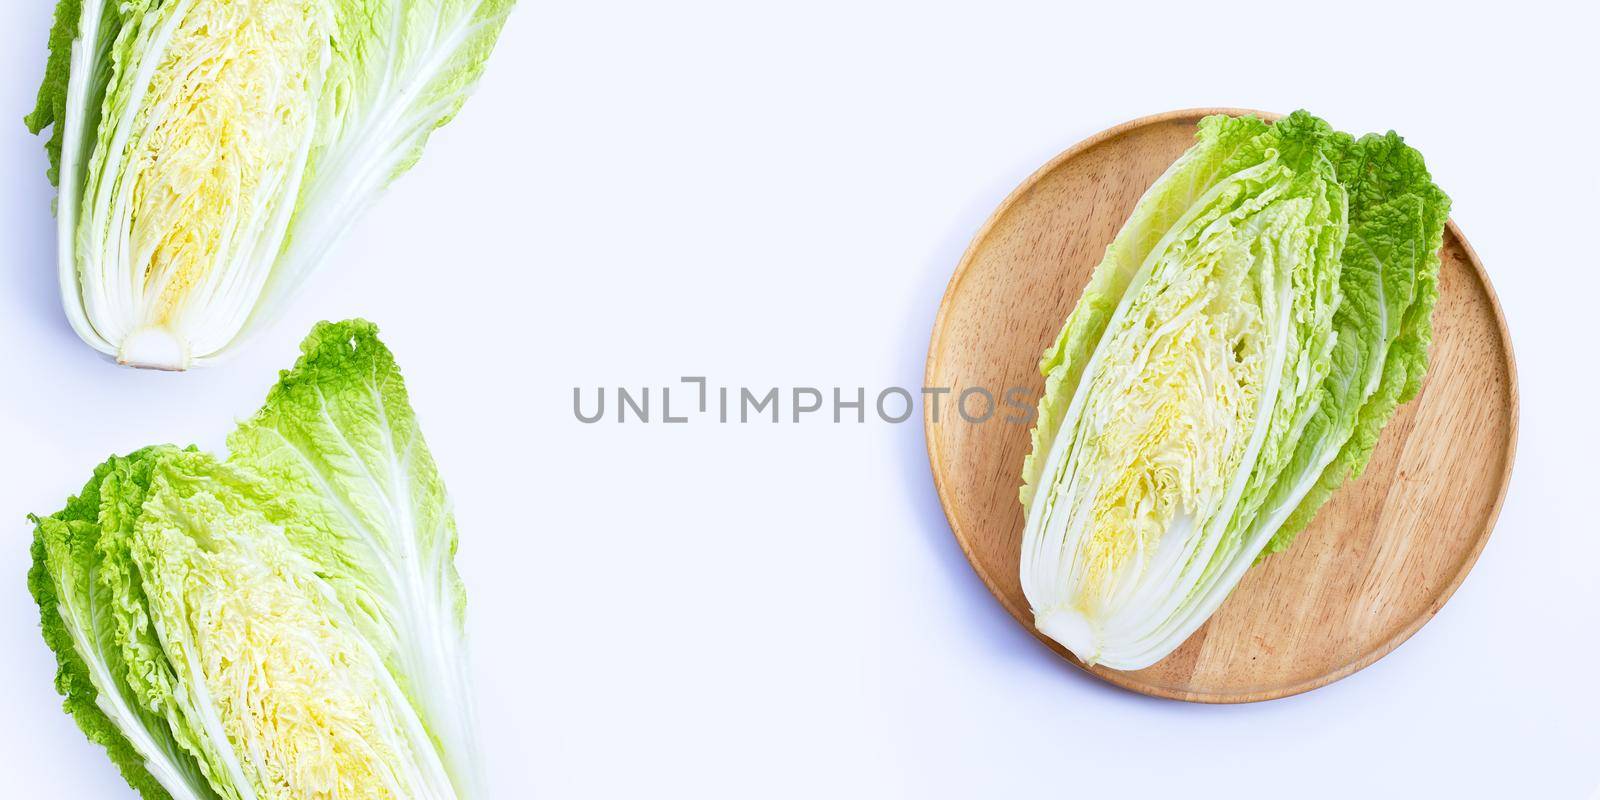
[26,0,514,369]
[229,320,479,796]
[1019,112,1448,670]
[30,320,479,799]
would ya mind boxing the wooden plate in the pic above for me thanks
[924,108,1517,703]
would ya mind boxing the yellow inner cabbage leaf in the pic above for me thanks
[1068,241,1267,615]
[162,513,423,800]
[127,0,325,326]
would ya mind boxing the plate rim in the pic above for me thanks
[923,107,1520,703]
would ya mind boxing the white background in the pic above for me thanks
[1,1,1596,797]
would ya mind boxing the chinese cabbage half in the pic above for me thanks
[1019,112,1448,670]
[26,0,514,369]
[30,320,482,799]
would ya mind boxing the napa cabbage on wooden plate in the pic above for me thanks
[1020,112,1448,670]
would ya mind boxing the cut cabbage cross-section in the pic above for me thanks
[1018,112,1448,671]
[29,320,484,799]
[90,0,330,368]
[27,0,515,368]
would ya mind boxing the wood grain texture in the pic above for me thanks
[924,108,1518,703]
